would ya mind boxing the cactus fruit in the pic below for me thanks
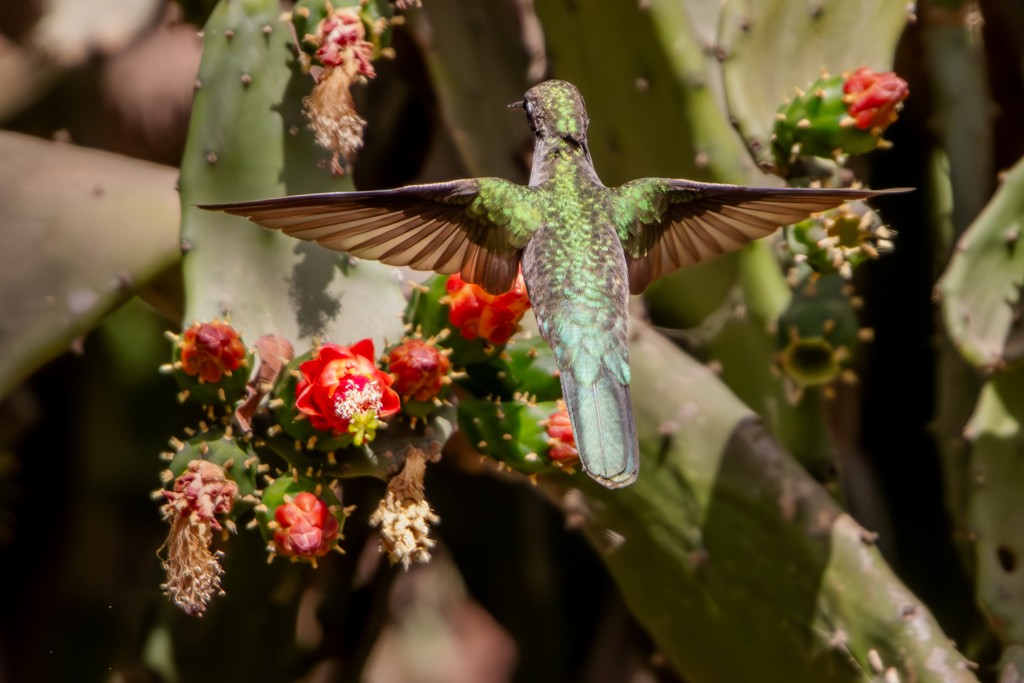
[259,476,348,564]
[771,69,908,177]
[783,201,896,280]
[458,396,574,476]
[717,0,911,174]
[775,274,864,395]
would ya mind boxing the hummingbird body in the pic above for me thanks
[519,99,637,486]
[206,79,904,489]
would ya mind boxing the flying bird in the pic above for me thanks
[204,79,903,489]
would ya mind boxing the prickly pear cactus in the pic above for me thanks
[179,0,405,350]
[158,0,459,616]
[939,156,1024,371]
[939,155,1024,677]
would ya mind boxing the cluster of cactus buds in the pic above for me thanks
[157,320,418,613]
[767,68,905,402]
[157,266,544,614]
[771,67,908,177]
[399,273,586,478]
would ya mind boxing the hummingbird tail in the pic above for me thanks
[561,370,639,489]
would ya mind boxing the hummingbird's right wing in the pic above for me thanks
[614,179,904,293]
[202,179,540,295]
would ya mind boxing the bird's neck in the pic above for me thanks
[529,135,601,188]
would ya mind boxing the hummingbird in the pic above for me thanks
[205,79,900,489]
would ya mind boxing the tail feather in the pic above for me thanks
[561,368,639,488]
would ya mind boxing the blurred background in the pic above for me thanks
[1,0,1023,681]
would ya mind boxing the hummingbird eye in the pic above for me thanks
[525,100,534,116]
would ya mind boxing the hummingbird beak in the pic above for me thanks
[507,100,525,110]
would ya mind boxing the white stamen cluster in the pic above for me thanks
[334,378,383,420]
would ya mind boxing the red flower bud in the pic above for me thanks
[445,273,531,345]
[545,401,579,464]
[179,321,247,384]
[387,338,452,403]
[295,339,400,445]
[843,67,909,132]
[273,492,340,559]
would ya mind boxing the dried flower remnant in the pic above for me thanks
[295,339,400,445]
[301,5,377,174]
[445,273,532,345]
[159,460,239,616]
[369,448,439,569]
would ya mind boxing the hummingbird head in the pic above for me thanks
[510,79,590,147]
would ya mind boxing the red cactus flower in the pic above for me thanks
[545,401,579,464]
[445,273,531,345]
[295,339,400,445]
[179,321,247,384]
[387,338,452,402]
[273,492,340,559]
[842,67,909,131]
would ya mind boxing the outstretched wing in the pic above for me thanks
[614,179,905,293]
[202,179,540,294]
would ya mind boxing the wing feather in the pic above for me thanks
[618,179,908,293]
[202,180,539,294]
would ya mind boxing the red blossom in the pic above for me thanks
[843,67,909,131]
[273,492,340,559]
[295,339,400,444]
[545,401,579,464]
[445,273,531,345]
[179,321,247,384]
[387,338,452,402]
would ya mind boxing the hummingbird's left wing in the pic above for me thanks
[201,179,540,295]
[614,179,903,293]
